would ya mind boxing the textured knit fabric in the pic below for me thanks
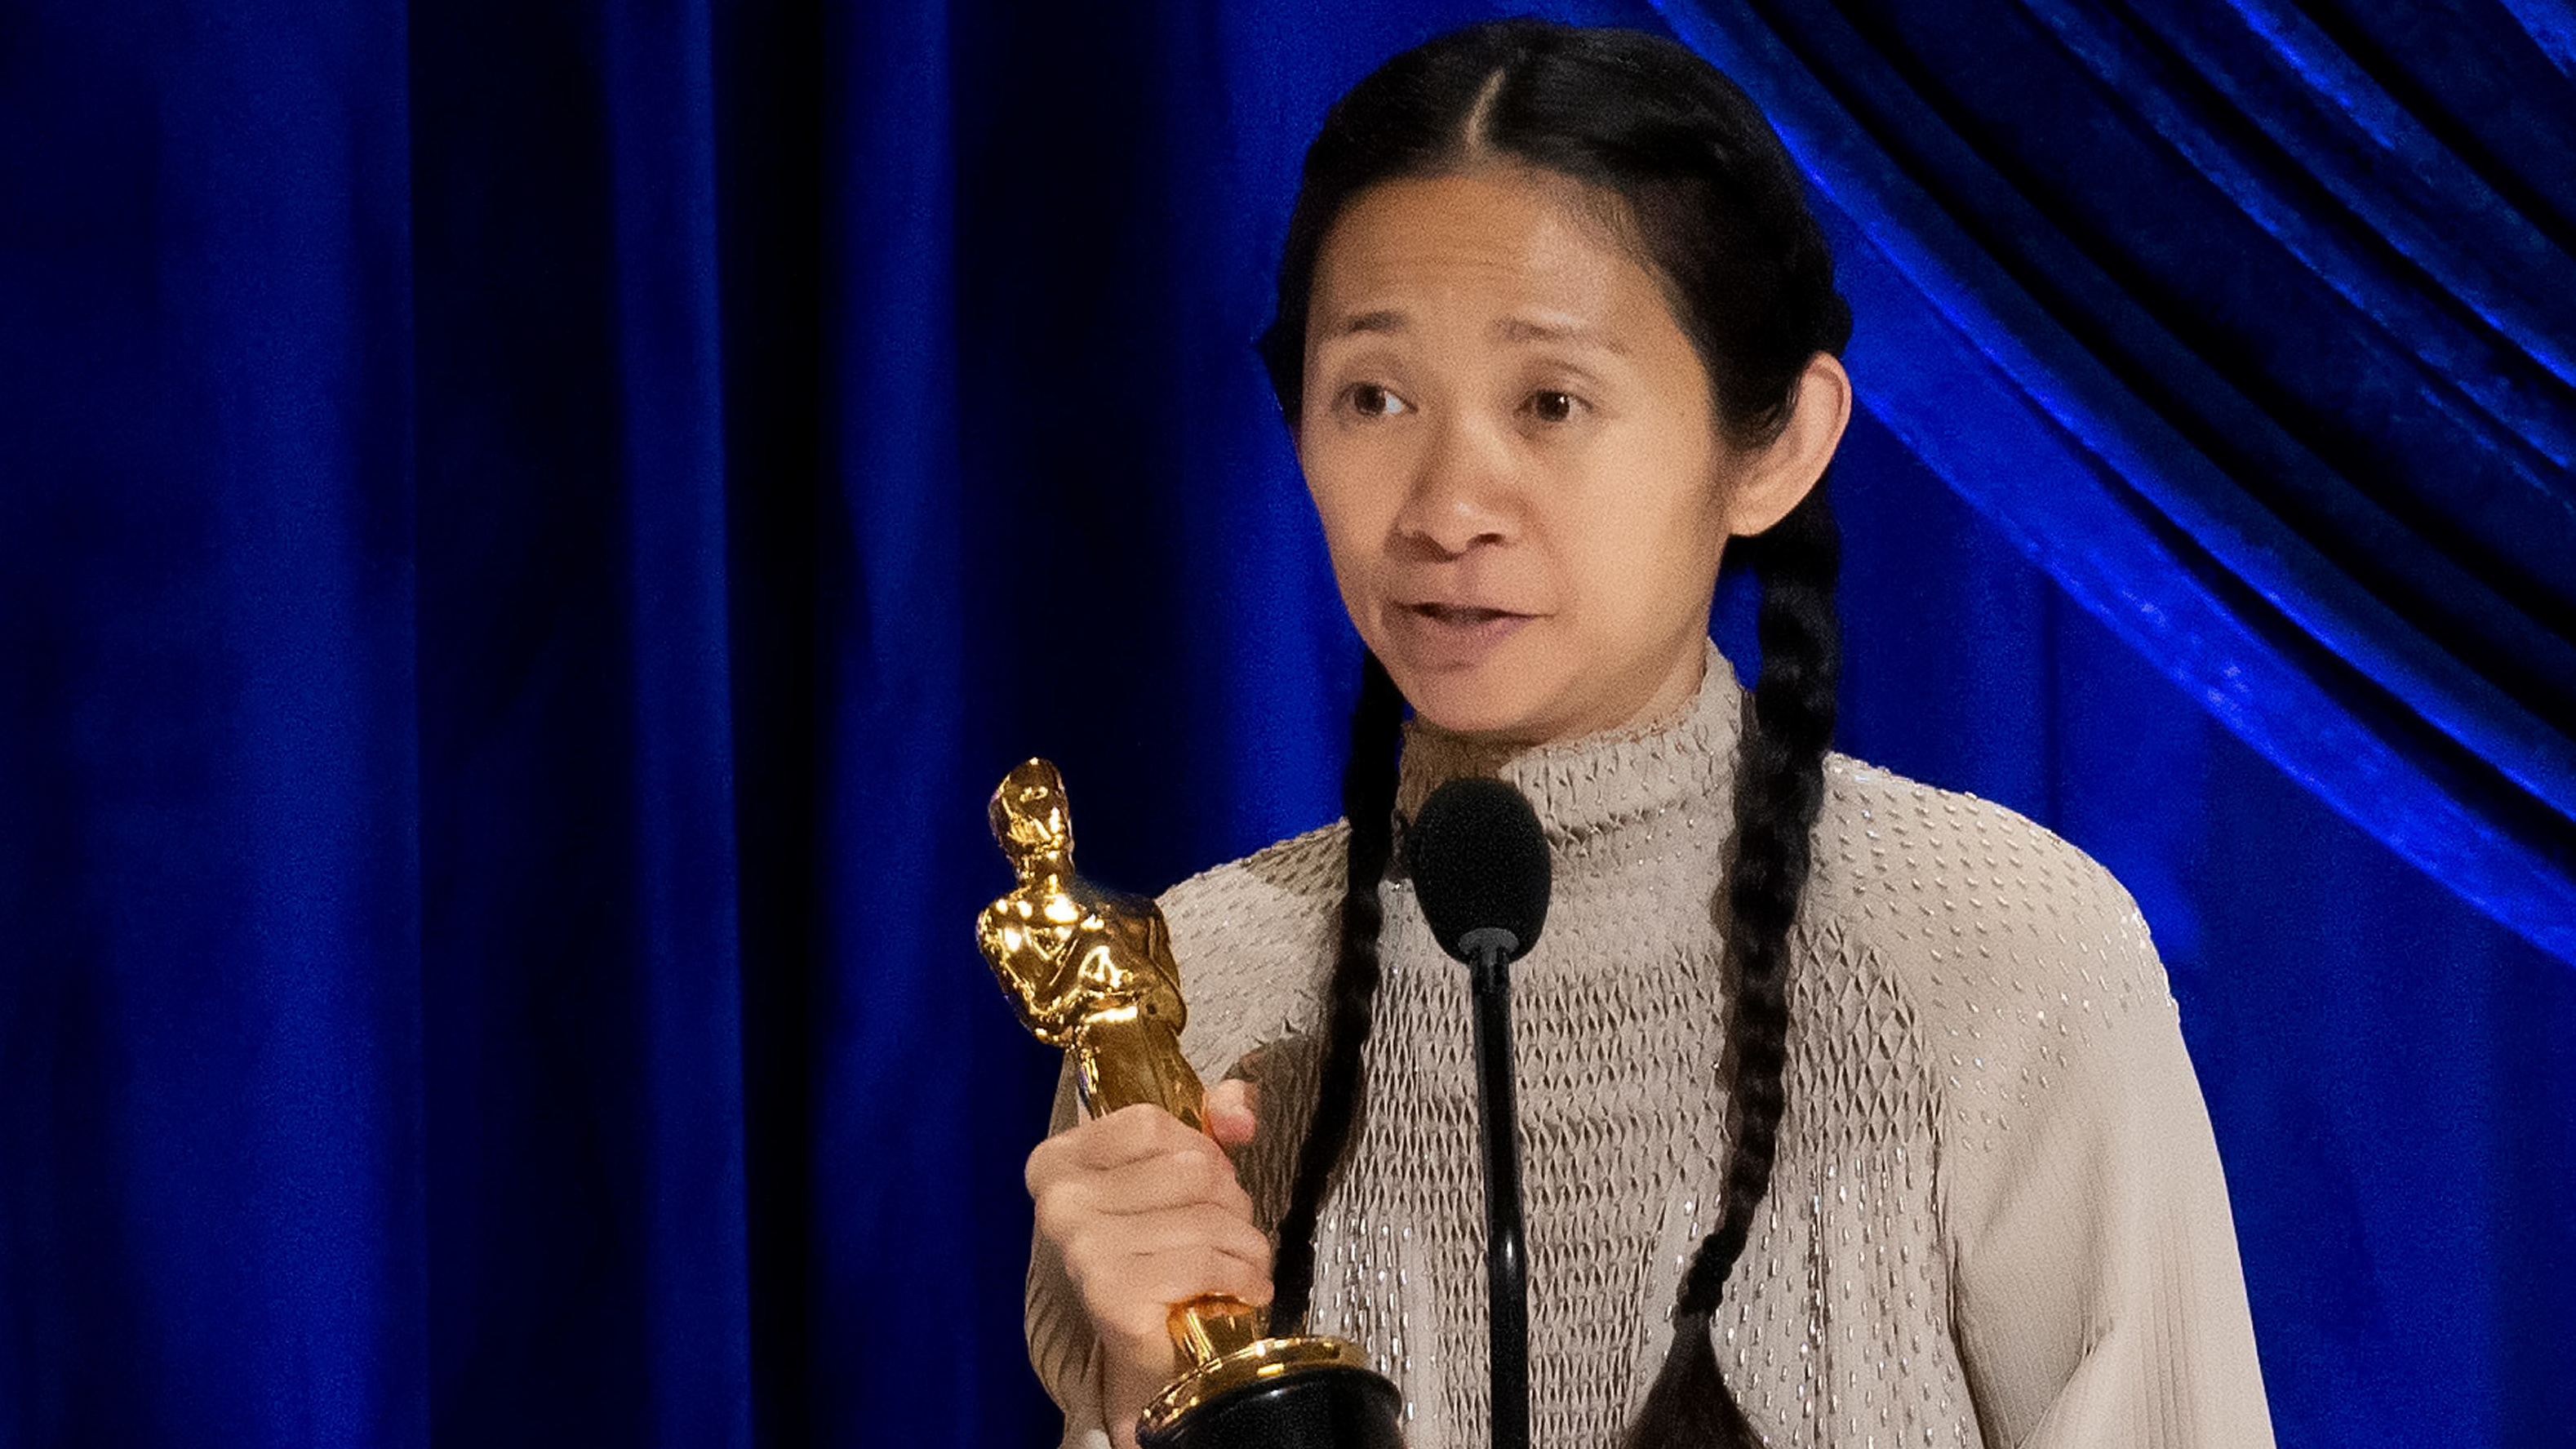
[1025,651,2274,1448]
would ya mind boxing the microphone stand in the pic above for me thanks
[1461,927,1529,1449]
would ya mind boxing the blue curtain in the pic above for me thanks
[2,2,2567,1447]
[1658,0,2576,962]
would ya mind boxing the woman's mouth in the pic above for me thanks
[1387,601,1534,668]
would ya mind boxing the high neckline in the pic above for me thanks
[1394,642,1745,843]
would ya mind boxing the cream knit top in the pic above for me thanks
[1027,653,2274,1447]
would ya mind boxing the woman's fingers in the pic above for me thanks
[1029,1109,1255,1226]
[1059,1215,1274,1324]
[1046,1157,1255,1227]
[1033,1171,1258,1256]
[1026,1103,1193,1194]
[1204,1078,1259,1149]
[1037,1166,1267,1274]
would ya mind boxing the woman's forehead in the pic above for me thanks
[1306,169,1686,359]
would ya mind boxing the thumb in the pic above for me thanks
[1204,1078,1259,1150]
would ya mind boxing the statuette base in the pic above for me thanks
[1138,1339,1403,1449]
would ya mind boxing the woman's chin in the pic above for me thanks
[1393,673,1566,747]
[1392,660,1685,748]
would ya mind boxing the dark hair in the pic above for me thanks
[1257,20,1849,1447]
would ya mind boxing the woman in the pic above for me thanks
[1024,20,2272,1449]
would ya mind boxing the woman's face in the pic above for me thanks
[1298,166,1758,746]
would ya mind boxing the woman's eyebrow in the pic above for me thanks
[1328,309,1410,337]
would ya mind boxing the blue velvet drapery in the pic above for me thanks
[3,2,2568,1447]
[1661,0,2576,962]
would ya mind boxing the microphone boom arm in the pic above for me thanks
[1463,928,1530,1449]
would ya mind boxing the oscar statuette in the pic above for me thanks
[979,759,1404,1449]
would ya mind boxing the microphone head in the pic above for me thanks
[1406,777,1552,965]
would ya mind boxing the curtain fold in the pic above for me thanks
[1658,0,2576,960]
[2130,0,2576,393]
[820,0,997,1437]
[2,0,430,1441]
[410,0,750,1440]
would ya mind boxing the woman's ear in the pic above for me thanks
[1721,352,1851,537]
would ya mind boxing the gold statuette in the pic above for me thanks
[980,759,1400,1449]
[979,758,1210,1136]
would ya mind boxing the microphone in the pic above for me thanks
[1409,776,1552,970]
[1407,778,1550,1449]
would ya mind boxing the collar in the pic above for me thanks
[1393,641,1746,847]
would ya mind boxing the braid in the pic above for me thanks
[1626,481,1841,1448]
[1269,651,1406,1333]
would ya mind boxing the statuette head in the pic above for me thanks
[990,758,1073,869]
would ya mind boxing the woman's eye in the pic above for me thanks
[1346,383,1408,417]
[1525,389,1582,424]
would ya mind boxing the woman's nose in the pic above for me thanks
[1392,413,1517,556]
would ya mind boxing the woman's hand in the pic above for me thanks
[1026,1080,1265,1449]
